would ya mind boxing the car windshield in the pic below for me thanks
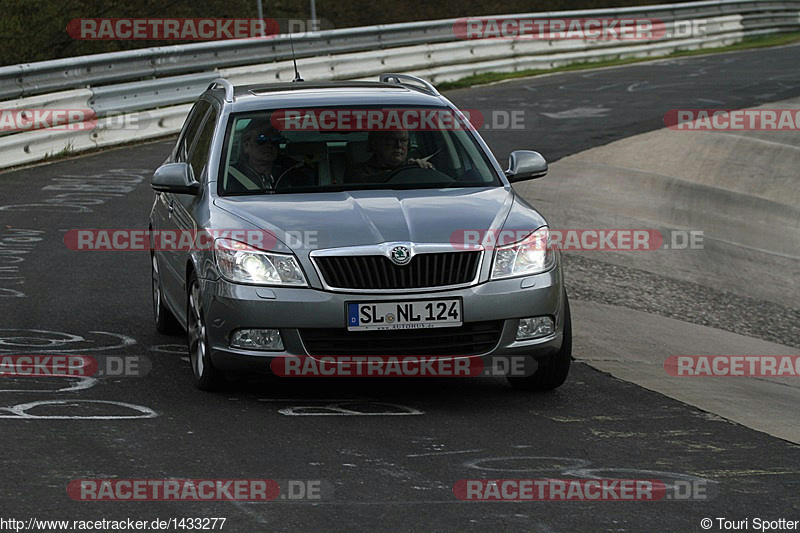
[218,106,501,195]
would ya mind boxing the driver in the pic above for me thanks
[345,130,433,183]
[227,119,313,193]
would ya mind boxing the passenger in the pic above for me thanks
[227,119,313,193]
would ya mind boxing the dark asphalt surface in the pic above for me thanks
[1,45,799,531]
[449,43,800,164]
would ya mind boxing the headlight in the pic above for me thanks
[491,227,554,280]
[214,238,307,286]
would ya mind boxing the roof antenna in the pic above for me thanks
[289,32,304,82]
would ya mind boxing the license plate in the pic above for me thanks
[347,299,462,331]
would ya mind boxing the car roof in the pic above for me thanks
[209,81,449,111]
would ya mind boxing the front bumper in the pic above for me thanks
[201,265,566,372]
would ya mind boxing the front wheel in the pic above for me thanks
[507,293,572,391]
[187,272,224,391]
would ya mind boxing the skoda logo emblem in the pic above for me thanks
[390,246,411,265]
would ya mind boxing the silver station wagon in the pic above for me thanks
[149,74,571,391]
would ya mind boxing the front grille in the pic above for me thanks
[299,320,503,356]
[314,251,480,290]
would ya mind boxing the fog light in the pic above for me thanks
[516,316,554,340]
[230,329,284,351]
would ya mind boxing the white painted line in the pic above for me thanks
[463,454,716,491]
[0,399,158,419]
[465,456,591,472]
[0,329,136,353]
[148,344,185,354]
[407,449,482,458]
[712,132,800,152]
[0,376,97,393]
[541,107,610,119]
[279,402,423,416]
[563,466,716,490]
[258,398,360,402]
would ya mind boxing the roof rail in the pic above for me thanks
[379,73,439,96]
[209,78,234,103]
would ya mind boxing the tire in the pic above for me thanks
[507,293,572,391]
[151,253,181,334]
[187,271,224,391]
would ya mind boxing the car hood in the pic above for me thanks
[213,187,530,253]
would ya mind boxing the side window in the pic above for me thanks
[188,107,218,181]
[176,100,211,163]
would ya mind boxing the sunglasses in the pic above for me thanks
[254,133,283,145]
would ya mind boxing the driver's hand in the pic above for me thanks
[407,158,434,169]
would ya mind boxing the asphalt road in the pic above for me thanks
[450,44,800,164]
[1,45,799,532]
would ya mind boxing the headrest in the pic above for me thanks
[346,140,370,164]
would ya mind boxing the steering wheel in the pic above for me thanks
[381,163,422,183]
[272,171,291,190]
[273,166,311,190]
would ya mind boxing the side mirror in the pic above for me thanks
[504,150,548,182]
[151,163,201,195]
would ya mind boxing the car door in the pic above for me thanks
[156,99,212,316]
[170,100,219,282]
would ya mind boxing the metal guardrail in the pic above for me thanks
[0,0,798,170]
[88,73,220,115]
